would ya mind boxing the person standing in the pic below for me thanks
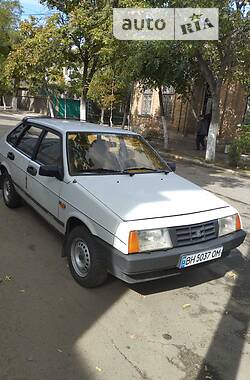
[196,115,208,150]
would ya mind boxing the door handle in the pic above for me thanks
[7,152,15,161]
[27,165,37,176]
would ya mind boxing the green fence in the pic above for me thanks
[53,97,80,119]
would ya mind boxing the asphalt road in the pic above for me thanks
[0,112,250,380]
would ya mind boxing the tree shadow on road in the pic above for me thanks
[0,203,127,380]
[195,245,250,380]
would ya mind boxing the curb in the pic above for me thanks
[158,150,250,179]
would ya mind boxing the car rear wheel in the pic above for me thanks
[2,173,22,208]
[66,226,107,288]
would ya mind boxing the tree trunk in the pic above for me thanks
[158,86,169,149]
[48,95,55,118]
[29,97,35,112]
[80,92,87,121]
[12,97,18,111]
[110,107,113,127]
[12,79,19,111]
[2,96,6,110]
[100,107,105,124]
[205,94,220,162]
[122,90,132,129]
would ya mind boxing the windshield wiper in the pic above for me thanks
[83,168,130,175]
[124,167,170,174]
[82,167,169,176]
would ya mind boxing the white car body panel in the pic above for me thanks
[115,205,238,254]
[27,159,63,218]
[2,142,28,191]
[75,172,229,221]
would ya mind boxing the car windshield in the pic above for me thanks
[67,132,168,175]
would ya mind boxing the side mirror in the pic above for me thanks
[167,162,176,172]
[39,165,63,181]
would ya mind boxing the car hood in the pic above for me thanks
[76,172,229,221]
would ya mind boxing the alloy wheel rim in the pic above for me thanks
[71,238,91,277]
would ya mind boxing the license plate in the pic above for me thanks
[178,247,223,269]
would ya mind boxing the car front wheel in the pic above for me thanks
[2,173,22,208]
[66,226,107,288]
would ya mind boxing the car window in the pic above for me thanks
[17,126,43,157]
[36,131,62,166]
[7,124,26,146]
[67,132,168,174]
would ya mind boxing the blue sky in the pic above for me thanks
[20,0,55,19]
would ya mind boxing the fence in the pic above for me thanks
[0,95,124,125]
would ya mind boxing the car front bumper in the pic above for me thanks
[98,230,246,284]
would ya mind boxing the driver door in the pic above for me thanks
[26,130,63,220]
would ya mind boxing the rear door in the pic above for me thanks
[26,129,63,219]
[6,124,43,192]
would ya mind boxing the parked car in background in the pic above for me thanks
[0,118,246,287]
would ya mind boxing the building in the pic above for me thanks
[131,81,249,140]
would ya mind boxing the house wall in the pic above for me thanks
[219,82,248,137]
[131,81,248,139]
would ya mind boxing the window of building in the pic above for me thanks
[141,89,153,115]
[162,87,175,118]
[244,96,250,124]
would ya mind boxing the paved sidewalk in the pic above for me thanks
[150,130,250,178]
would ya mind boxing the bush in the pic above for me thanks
[238,132,250,155]
[228,124,250,167]
[228,142,242,167]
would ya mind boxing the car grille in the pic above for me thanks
[169,220,218,247]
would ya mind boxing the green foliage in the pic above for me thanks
[0,0,21,95]
[4,15,65,95]
[136,40,199,97]
[228,141,242,167]
[88,68,118,109]
[228,124,250,167]
[238,127,250,154]
[165,0,250,91]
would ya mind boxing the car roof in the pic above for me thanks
[24,117,138,136]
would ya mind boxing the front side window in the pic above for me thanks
[16,126,43,157]
[36,132,61,166]
[67,133,168,175]
[7,124,26,146]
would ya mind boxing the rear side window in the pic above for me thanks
[7,124,26,146]
[36,131,62,166]
[17,126,43,157]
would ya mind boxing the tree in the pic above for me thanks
[41,0,114,121]
[88,68,117,124]
[158,0,250,161]
[0,0,21,108]
[136,41,198,148]
[4,15,66,115]
[41,0,145,121]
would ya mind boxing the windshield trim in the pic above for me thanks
[66,131,170,177]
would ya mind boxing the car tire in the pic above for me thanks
[66,225,107,288]
[2,172,22,208]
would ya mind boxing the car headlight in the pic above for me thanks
[218,214,241,237]
[128,228,173,254]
